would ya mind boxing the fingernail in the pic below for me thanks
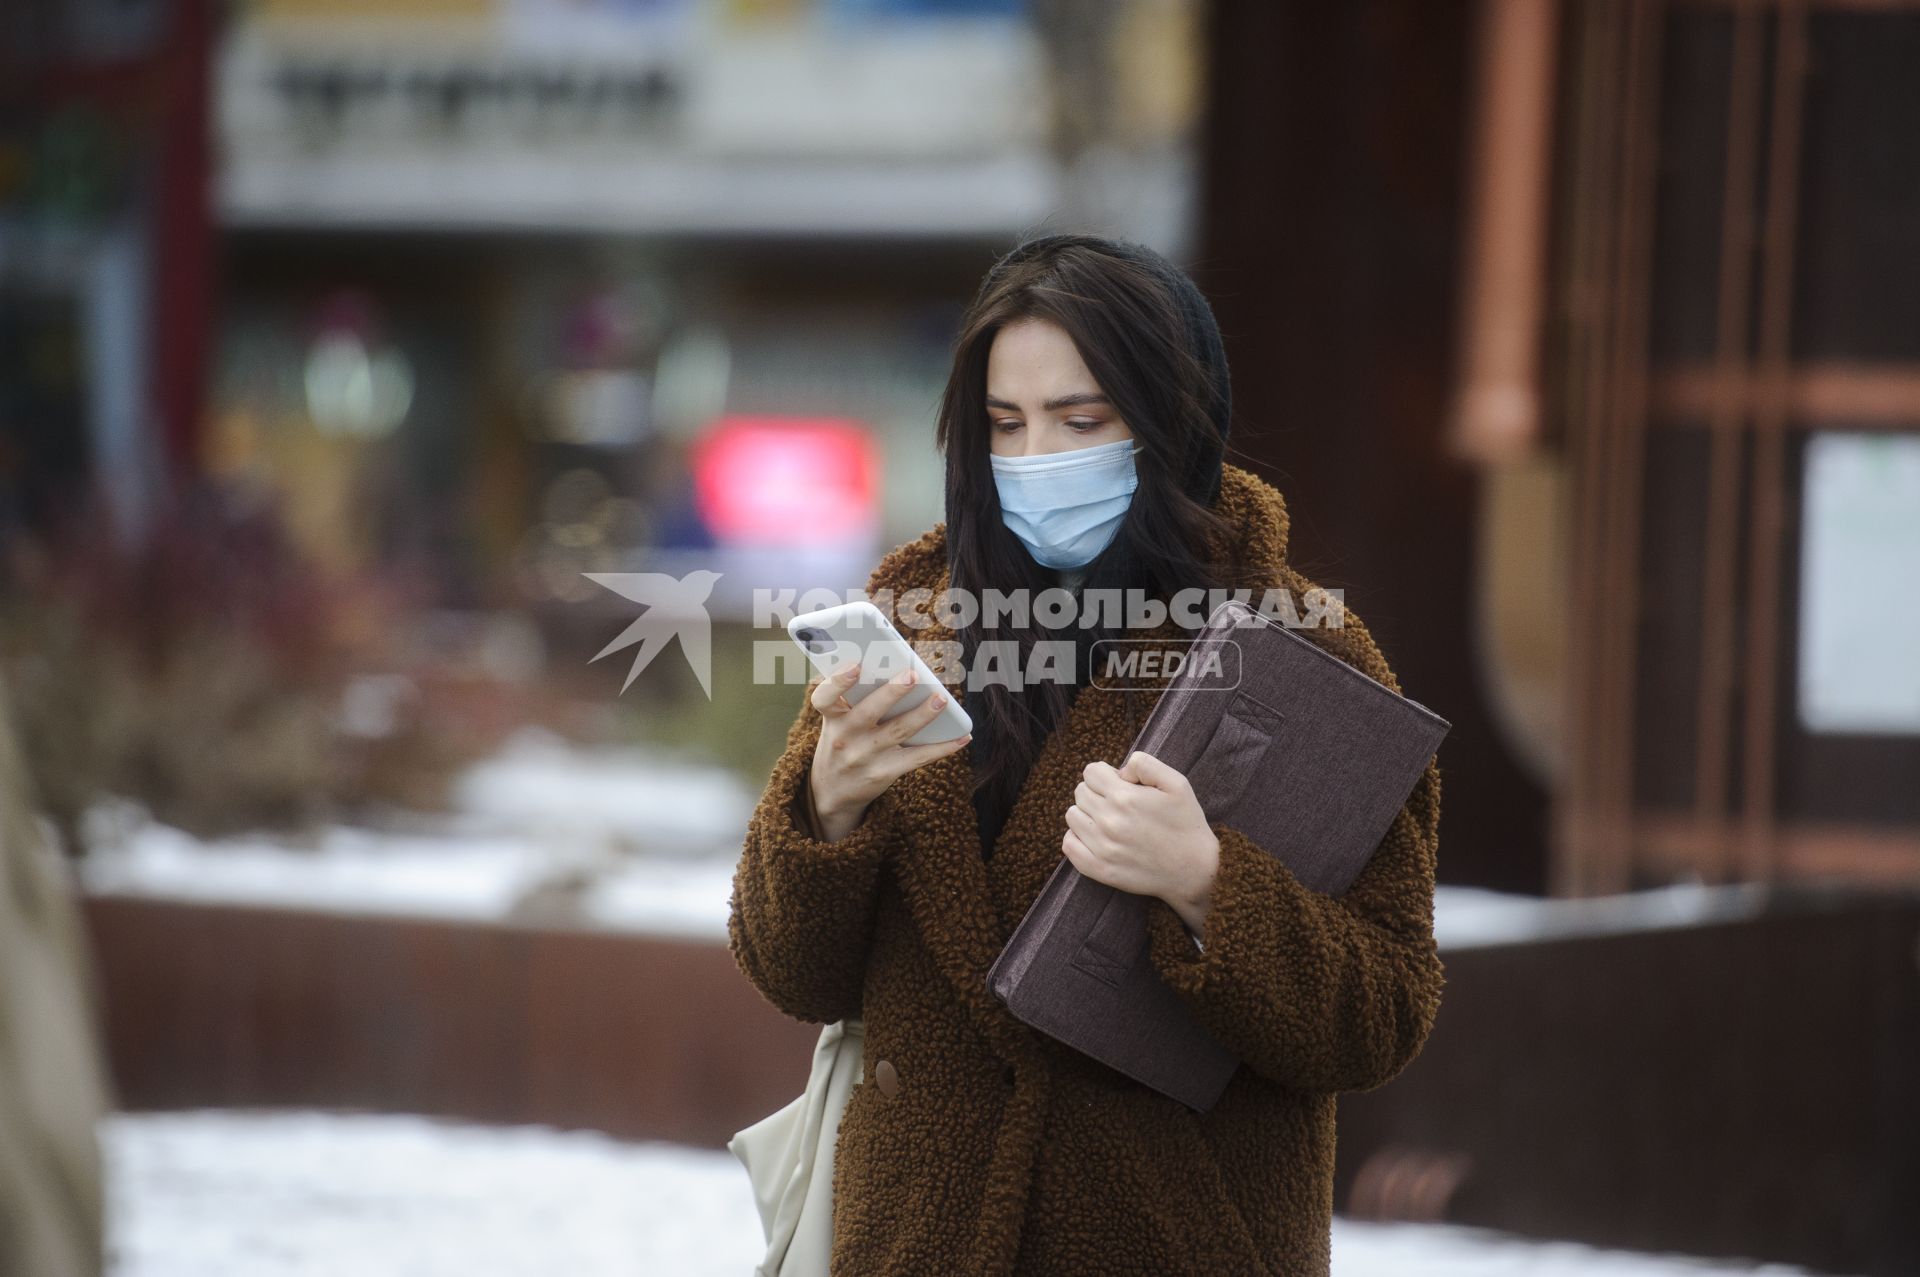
[894,669,914,685]
[932,693,948,707]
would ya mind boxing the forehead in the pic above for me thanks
[985,317,1098,394]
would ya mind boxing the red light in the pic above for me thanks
[690,416,879,545]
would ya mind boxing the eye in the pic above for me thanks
[992,419,1023,433]
[1066,418,1106,431]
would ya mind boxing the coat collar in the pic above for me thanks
[867,463,1295,1060]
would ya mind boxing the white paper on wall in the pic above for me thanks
[1797,431,1920,735]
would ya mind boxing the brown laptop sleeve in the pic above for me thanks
[987,600,1451,1111]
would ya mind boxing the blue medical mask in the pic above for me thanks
[989,438,1141,570]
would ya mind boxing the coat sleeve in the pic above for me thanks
[1140,755,1446,1095]
[727,678,903,1025]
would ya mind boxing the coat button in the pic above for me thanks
[874,1058,900,1098]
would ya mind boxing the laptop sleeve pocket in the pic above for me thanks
[1188,688,1285,824]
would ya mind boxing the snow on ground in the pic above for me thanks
[104,1110,1833,1277]
[78,727,753,939]
[76,724,1781,949]
[105,1110,761,1277]
[1430,878,1774,951]
[79,818,568,923]
[76,731,1839,1275]
[448,729,759,857]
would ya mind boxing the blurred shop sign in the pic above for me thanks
[818,0,1025,16]
[686,21,1043,157]
[690,415,876,547]
[501,0,697,57]
[1797,433,1920,736]
[214,0,1053,234]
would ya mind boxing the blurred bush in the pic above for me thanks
[0,483,503,855]
[598,620,808,789]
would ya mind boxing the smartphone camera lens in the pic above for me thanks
[795,627,835,654]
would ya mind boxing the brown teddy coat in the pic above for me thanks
[728,463,1445,1276]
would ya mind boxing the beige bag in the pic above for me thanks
[728,1017,865,1277]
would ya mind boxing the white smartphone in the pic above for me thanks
[787,601,973,746]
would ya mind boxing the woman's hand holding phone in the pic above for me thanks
[807,663,972,843]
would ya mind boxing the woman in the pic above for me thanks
[728,233,1445,1276]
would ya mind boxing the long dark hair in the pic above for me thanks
[933,234,1236,850]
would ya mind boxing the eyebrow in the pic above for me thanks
[984,392,1113,413]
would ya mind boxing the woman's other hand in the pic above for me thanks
[1064,751,1221,937]
[807,663,971,842]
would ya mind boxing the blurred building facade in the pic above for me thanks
[0,0,213,549]
[10,0,1915,895]
[6,0,1205,625]
[1204,0,1920,900]
[202,0,1205,625]
[4,0,1211,821]
[1538,1,1920,898]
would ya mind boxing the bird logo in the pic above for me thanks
[584,570,724,697]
